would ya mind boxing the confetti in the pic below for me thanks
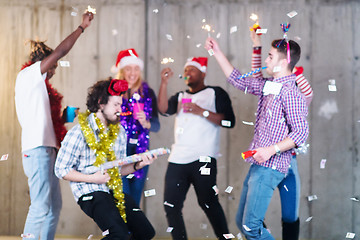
[161,57,175,64]
[102,229,109,236]
[164,201,175,207]
[71,7,78,16]
[294,143,309,155]
[86,5,96,14]
[144,189,156,197]
[216,33,221,38]
[166,34,173,41]
[0,154,8,161]
[287,11,298,18]
[294,36,302,41]
[284,185,289,191]
[350,197,359,202]
[59,61,70,67]
[243,225,251,231]
[21,233,35,238]
[132,208,141,211]
[225,186,233,193]
[200,156,211,162]
[256,28,267,34]
[221,120,232,127]
[166,227,173,232]
[320,159,327,169]
[328,79,337,92]
[186,35,191,39]
[242,121,254,126]
[230,26,238,34]
[112,29,118,36]
[305,216,313,222]
[223,233,235,239]
[346,232,355,239]
[126,174,135,179]
[307,195,318,201]
[129,138,138,144]
[201,168,210,175]
[87,234,93,239]
[205,204,209,208]
[200,223,208,229]
[212,185,219,195]
[196,43,202,48]
[237,233,244,240]
[249,13,258,22]
[152,9,159,13]
[82,196,93,201]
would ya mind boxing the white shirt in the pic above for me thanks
[15,61,57,152]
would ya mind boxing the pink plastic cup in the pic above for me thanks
[133,103,144,119]
[181,98,192,112]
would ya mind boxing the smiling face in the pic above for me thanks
[265,47,287,76]
[121,64,141,89]
[99,96,123,125]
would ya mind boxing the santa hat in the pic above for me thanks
[111,48,144,73]
[184,57,208,73]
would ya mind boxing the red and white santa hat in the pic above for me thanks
[184,57,208,73]
[111,48,144,73]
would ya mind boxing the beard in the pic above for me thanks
[101,109,119,125]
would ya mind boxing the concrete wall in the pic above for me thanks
[0,0,359,239]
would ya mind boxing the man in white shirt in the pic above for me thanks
[15,12,94,240]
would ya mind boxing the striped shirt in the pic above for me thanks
[228,68,309,173]
[55,113,127,202]
[251,47,313,106]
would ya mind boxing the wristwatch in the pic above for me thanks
[202,110,210,118]
[274,144,281,156]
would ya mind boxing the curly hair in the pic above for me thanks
[86,77,113,113]
[271,39,301,71]
[27,40,53,62]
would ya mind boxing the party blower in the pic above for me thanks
[241,150,257,159]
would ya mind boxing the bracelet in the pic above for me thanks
[78,25,85,33]
[133,162,139,171]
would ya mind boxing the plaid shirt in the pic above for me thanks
[55,113,127,202]
[228,68,309,173]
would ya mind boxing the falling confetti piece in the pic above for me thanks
[237,233,244,240]
[166,227,173,232]
[102,229,109,236]
[82,196,93,201]
[112,29,118,36]
[307,195,318,201]
[212,185,219,195]
[144,189,156,197]
[221,120,231,127]
[243,225,251,231]
[164,201,175,207]
[305,216,313,222]
[216,33,221,38]
[59,61,70,67]
[196,43,202,48]
[328,79,337,92]
[284,185,289,191]
[0,154,8,161]
[200,223,208,229]
[230,26,238,34]
[201,168,211,175]
[153,9,159,13]
[87,234,93,239]
[166,34,173,41]
[350,197,359,202]
[346,232,355,239]
[186,35,191,39]
[320,159,327,169]
[132,208,141,211]
[242,121,254,126]
[126,174,135,179]
[225,186,233,193]
[287,11,298,18]
[223,233,235,239]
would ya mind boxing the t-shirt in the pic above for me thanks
[165,86,235,164]
[15,61,57,152]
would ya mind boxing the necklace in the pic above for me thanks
[78,110,127,222]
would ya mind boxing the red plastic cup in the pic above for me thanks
[181,98,192,112]
[133,103,144,119]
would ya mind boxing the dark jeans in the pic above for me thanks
[164,159,229,240]
[78,191,155,240]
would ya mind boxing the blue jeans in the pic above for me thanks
[22,147,62,240]
[236,164,285,240]
[278,156,300,223]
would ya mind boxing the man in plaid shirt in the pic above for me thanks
[205,37,309,240]
[55,78,156,239]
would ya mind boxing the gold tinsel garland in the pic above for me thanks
[78,110,127,222]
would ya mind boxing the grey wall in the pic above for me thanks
[0,0,359,239]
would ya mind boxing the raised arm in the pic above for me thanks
[204,37,234,78]
[250,30,263,78]
[293,67,314,106]
[40,11,94,74]
[157,67,173,114]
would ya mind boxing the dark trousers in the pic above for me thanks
[164,159,229,240]
[78,191,155,240]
